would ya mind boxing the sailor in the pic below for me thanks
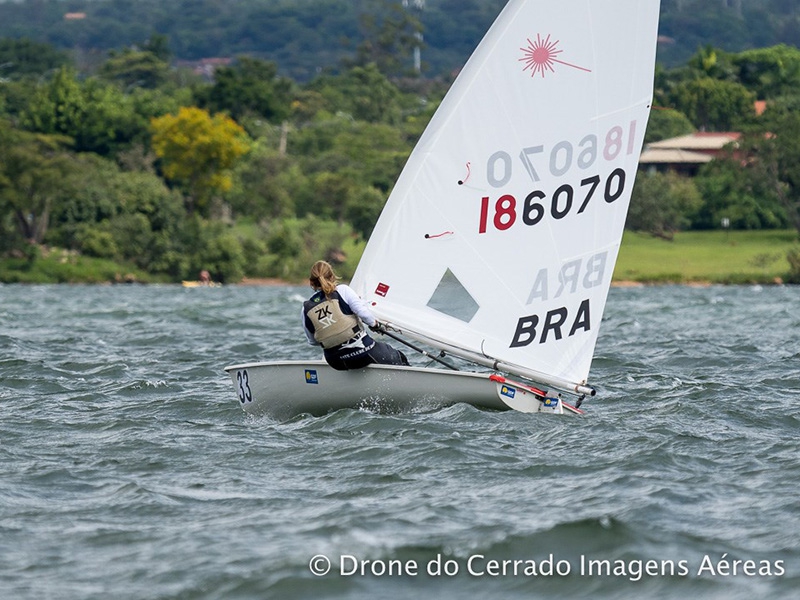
[302,260,408,370]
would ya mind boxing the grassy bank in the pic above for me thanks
[614,229,799,284]
[0,247,161,284]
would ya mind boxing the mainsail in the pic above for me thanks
[351,0,661,394]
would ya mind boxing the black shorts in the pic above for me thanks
[324,335,409,371]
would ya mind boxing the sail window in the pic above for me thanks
[426,269,479,322]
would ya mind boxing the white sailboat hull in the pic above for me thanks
[224,361,582,421]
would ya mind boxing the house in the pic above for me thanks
[638,132,741,176]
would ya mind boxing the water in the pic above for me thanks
[1,283,798,599]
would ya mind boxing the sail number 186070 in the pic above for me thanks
[479,169,625,233]
[477,121,636,234]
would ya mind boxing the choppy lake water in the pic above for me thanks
[1,283,798,599]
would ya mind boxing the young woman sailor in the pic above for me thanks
[302,260,408,370]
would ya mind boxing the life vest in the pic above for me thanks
[304,292,361,349]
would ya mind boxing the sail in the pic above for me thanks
[351,0,661,393]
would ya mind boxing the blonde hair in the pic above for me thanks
[309,260,339,297]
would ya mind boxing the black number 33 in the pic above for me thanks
[236,370,253,404]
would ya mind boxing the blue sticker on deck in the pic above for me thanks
[543,397,559,408]
[500,385,516,399]
[305,370,319,384]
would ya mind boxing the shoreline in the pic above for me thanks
[238,277,297,286]
[1,278,790,287]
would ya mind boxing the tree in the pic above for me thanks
[645,107,695,143]
[308,64,404,124]
[98,48,170,89]
[142,33,172,63]
[669,76,755,130]
[21,67,84,138]
[43,151,188,274]
[733,44,800,99]
[740,113,800,235]
[0,38,68,79]
[286,116,408,228]
[686,45,737,82]
[0,122,75,245]
[627,171,703,239]
[21,67,142,155]
[226,141,295,221]
[693,140,788,230]
[344,64,404,124]
[150,106,251,215]
[345,186,385,239]
[195,57,293,122]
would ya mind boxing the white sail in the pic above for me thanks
[352,0,661,394]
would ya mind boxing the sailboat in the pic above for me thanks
[225,0,662,420]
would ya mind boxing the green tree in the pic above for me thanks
[309,64,403,124]
[257,216,356,281]
[98,47,170,89]
[694,141,788,230]
[733,44,800,99]
[686,45,737,82]
[226,141,295,221]
[179,216,246,283]
[669,76,755,131]
[0,38,68,79]
[627,171,703,239]
[150,106,251,215]
[308,171,353,222]
[21,67,142,155]
[644,107,695,143]
[142,33,172,63]
[21,66,83,137]
[0,122,74,245]
[345,185,385,239]
[195,57,293,122]
[45,152,188,275]
[739,113,800,234]
[288,115,409,197]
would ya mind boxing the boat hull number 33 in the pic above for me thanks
[236,370,253,404]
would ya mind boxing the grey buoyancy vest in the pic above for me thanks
[304,293,361,349]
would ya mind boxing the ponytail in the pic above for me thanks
[309,260,339,297]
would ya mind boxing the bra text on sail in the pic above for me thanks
[510,299,591,348]
[526,251,607,304]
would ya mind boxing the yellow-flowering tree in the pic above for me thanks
[150,106,250,215]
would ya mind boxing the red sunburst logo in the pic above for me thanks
[519,34,591,78]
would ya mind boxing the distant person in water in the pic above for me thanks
[302,260,408,370]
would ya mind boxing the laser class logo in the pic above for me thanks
[519,34,591,78]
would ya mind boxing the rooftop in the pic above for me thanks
[646,132,741,152]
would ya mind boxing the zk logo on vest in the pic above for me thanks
[315,305,337,328]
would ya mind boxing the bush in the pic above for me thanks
[628,171,703,238]
[249,216,358,281]
[786,247,800,283]
[76,226,118,259]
